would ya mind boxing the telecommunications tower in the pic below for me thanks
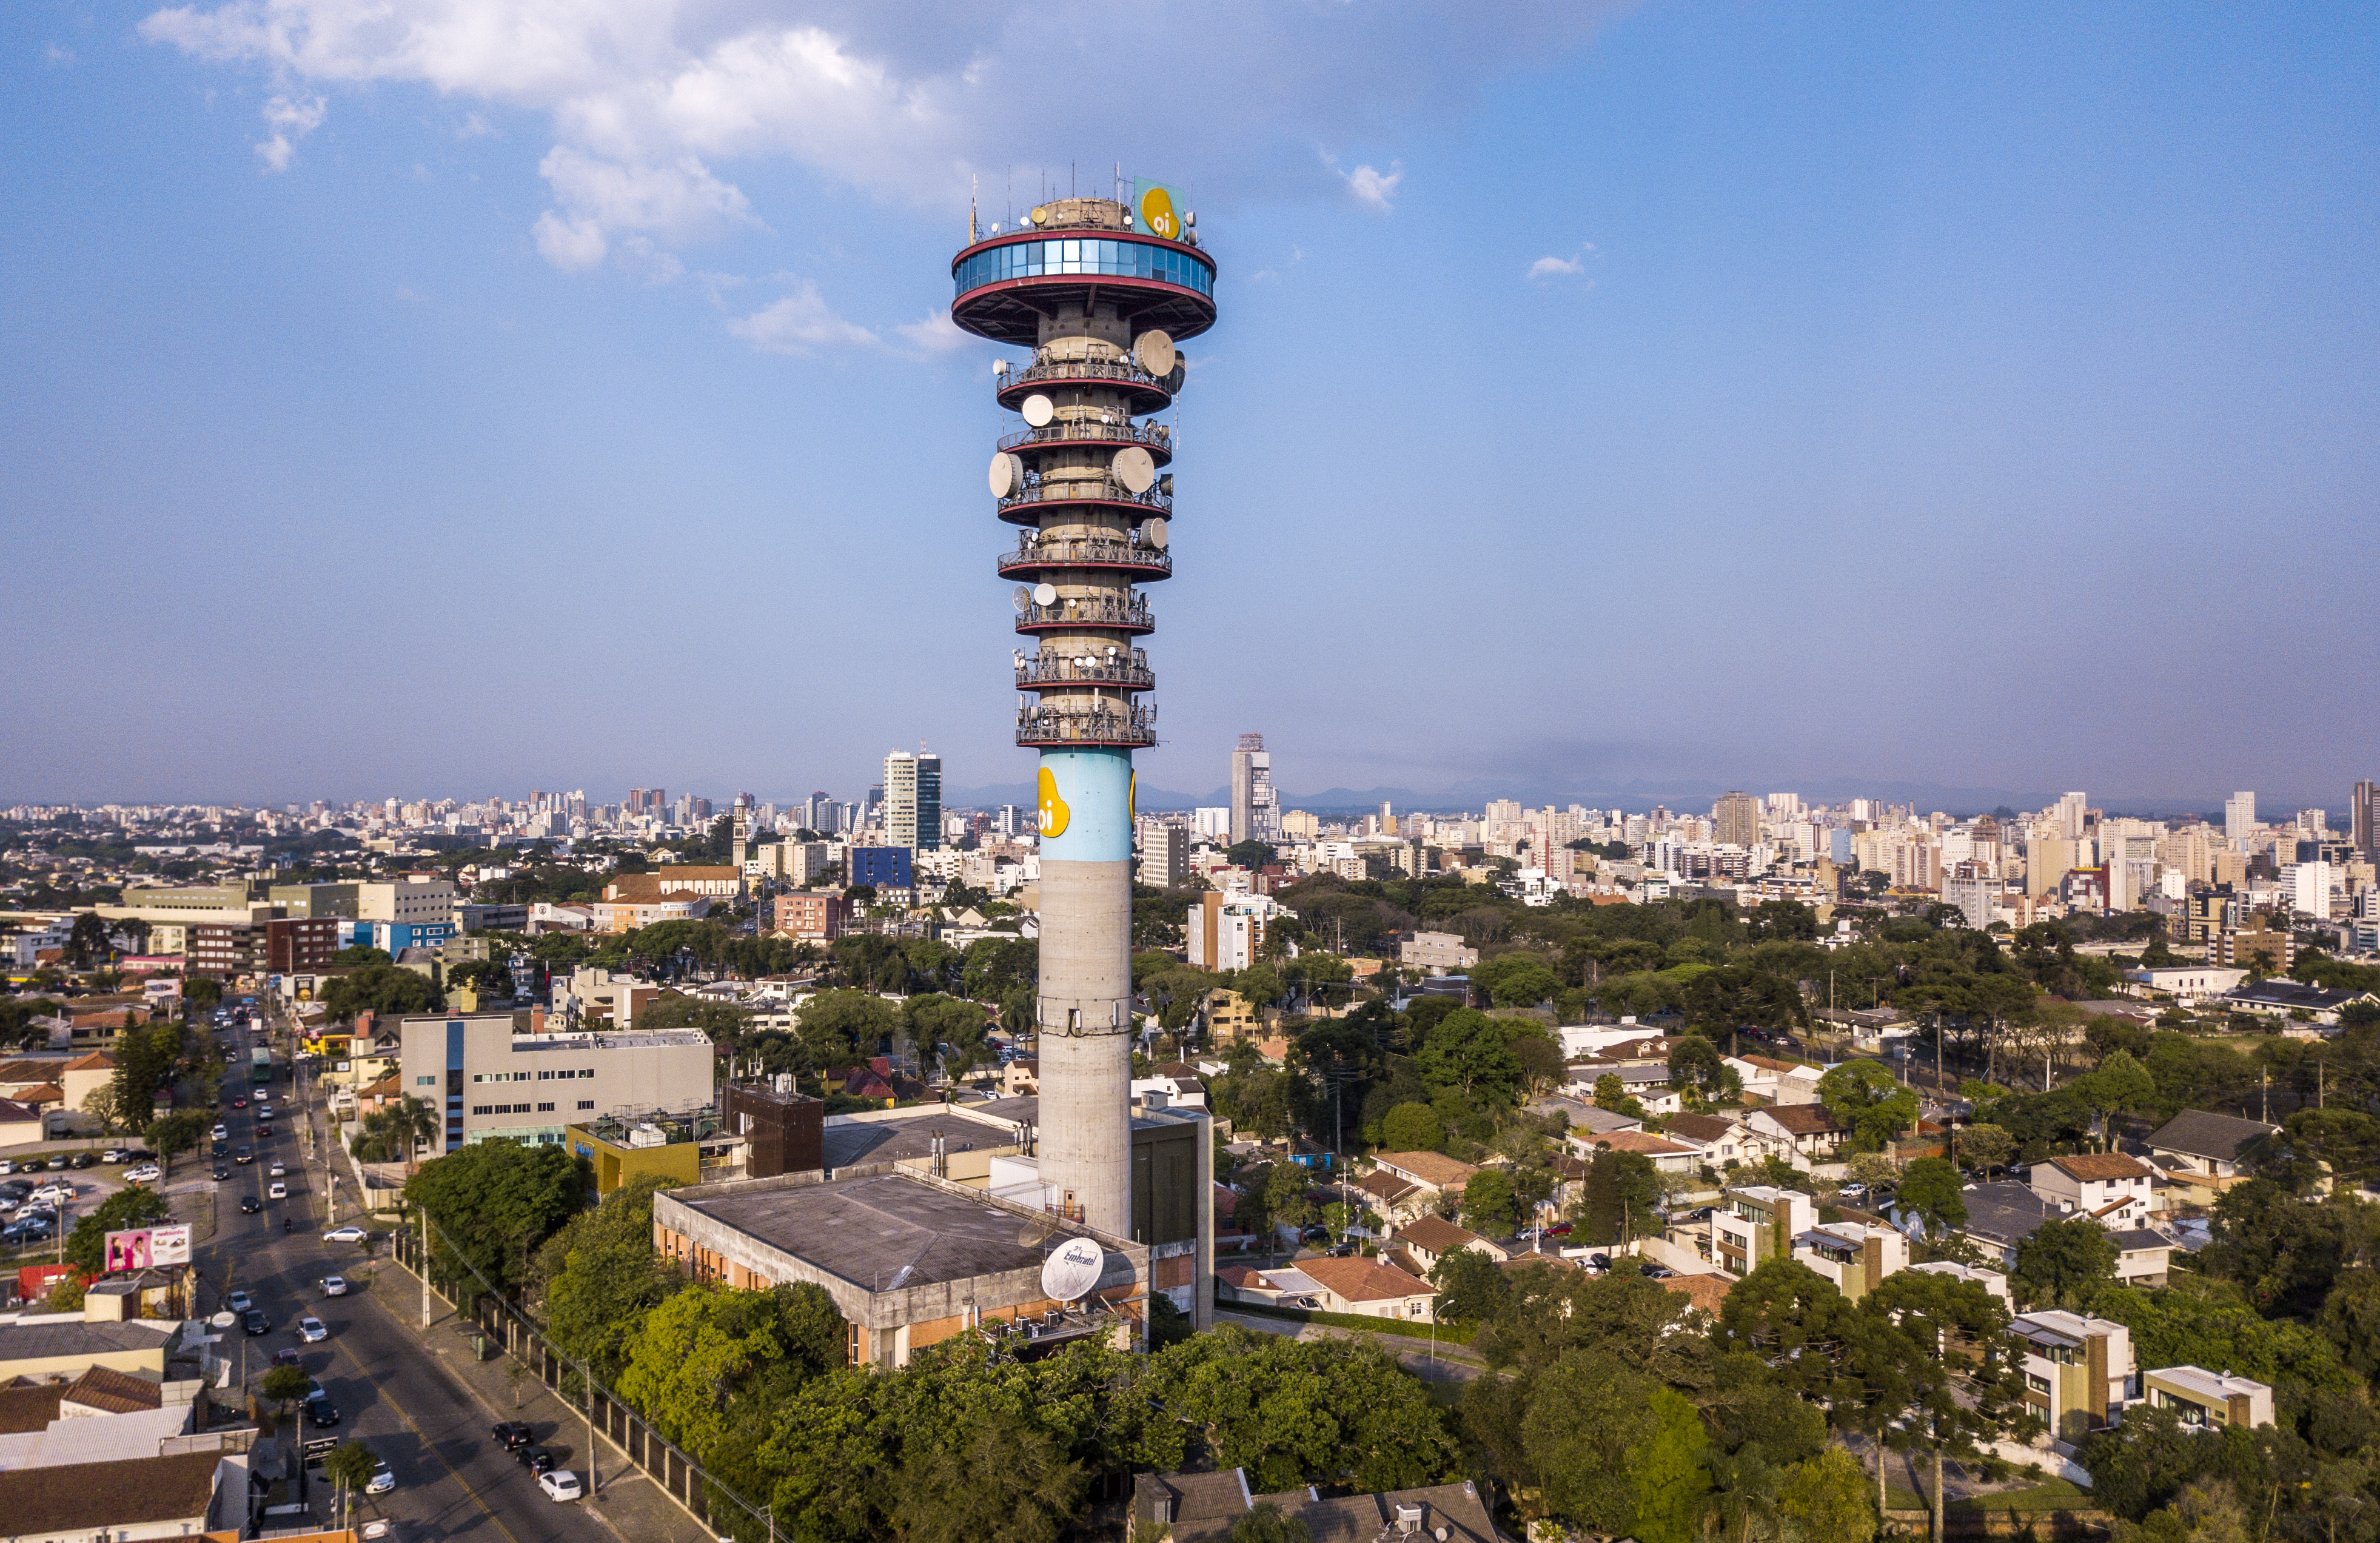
[950,179,1216,1237]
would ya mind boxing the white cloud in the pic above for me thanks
[1526,242,1598,281]
[728,281,879,355]
[895,310,975,356]
[45,44,76,66]
[140,1,1631,267]
[1341,161,1403,212]
[255,92,326,172]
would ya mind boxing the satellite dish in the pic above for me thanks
[1030,206,1049,226]
[1021,393,1055,428]
[1033,583,1058,607]
[1144,517,1169,550]
[1039,1236,1104,1304]
[988,452,1024,497]
[1133,329,1177,379]
[992,359,1009,377]
[1163,356,1186,394]
[1012,586,1032,613]
[1113,446,1156,495]
[1159,474,1175,498]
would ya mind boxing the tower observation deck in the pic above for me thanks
[951,189,1216,1240]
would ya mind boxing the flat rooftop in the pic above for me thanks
[825,1114,1014,1170]
[672,1171,1073,1291]
[967,1094,1201,1133]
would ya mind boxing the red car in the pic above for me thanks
[256,1123,273,1138]
[232,1097,247,1109]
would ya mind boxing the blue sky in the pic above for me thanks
[3,2,2374,812]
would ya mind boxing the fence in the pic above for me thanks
[392,1222,779,1541]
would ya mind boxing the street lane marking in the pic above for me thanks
[330,1303,528,1543]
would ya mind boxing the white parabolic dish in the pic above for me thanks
[1040,1236,1105,1303]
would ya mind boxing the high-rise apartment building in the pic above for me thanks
[2056,792,2088,840]
[2225,792,2256,842]
[2354,780,2379,866]
[1230,734,1279,846]
[1713,791,1761,850]
[882,749,942,854]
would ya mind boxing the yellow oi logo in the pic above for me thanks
[1139,186,1178,240]
[1037,766,1071,838]
[1129,771,1137,822]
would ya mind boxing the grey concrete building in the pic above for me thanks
[397,1010,714,1152]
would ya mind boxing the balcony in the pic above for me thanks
[997,417,1173,461]
[997,356,1174,413]
[1016,702,1158,749]
[1016,649,1154,689]
[1015,595,1154,635]
[997,477,1171,522]
[998,537,1171,581]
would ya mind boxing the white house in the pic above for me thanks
[2028,1153,2154,1230]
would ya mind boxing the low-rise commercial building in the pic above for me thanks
[398,1010,714,1153]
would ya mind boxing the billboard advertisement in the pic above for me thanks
[104,1224,192,1271]
[1131,178,1186,241]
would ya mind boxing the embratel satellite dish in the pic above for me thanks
[1112,445,1156,495]
[1143,517,1169,550]
[988,452,1024,497]
[1021,393,1055,428]
[1133,329,1177,379]
[1033,582,1058,607]
[1012,586,1032,613]
[1039,1236,1104,1304]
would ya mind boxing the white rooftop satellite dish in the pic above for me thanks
[1033,582,1058,606]
[1021,393,1055,429]
[1039,1236,1104,1303]
[1012,586,1033,612]
[1144,517,1169,550]
[1133,329,1177,379]
[992,359,1010,376]
[988,452,1024,497]
[1112,445,1156,495]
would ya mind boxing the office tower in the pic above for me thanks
[1713,791,1761,849]
[2356,781,2380,865]
[1230,734,1280,846]
[883,749,943,854]
[955,181,1214,1237]
[2225,792,2256,842]
[2056,792,2087,840]
[2293,860,2335,920]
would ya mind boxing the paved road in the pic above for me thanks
[197,1010,591,1542]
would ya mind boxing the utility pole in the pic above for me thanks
[420,1210,431,1328]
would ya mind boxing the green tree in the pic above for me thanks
[1592,1073,1646,1120]
[1778,1447,1876,1543]
[1265,1162,1318,1235]
[1225,840,1278,872]
[2072,1049,2158,1132]
[618,1282,844,1468]
[796,989,901,1069]
[1577,1148,1660,1250]
[1666,1036,1739,1110]
[64,1185,172,1273]
[537,1174,687,1380]
[1816,1060,1919,1151]
[260,1362,312,1416]
[1379,1102,1443,1153]
[1461,1169,1518,1235]
[2011,1217,2119,1313]
[1413,1009,1525,1105]
[185,976,223,1010]
[1894,1156,1968,1239]
[1227,1501,1311,1543]
[1957,1121,2016,1181]
[1864,1269,2034,1537]
[888,1410,1085,1543]
[321,964,443,1023]
[1428,1247,1512,1326]
[1473,952,1560,1009]
[1523,1353,1709,1542]
[146,1108,210,1177]
[404,1139,585,1295]
[323,1439,379,1528]
[109,1020,183,1130]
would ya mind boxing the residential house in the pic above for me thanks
[1578,1128,1703,1174]
[0,1449,243,1539]
[1663,1111,1767,1170]
[1921,1181,2171,1288]
[997,1059,1039,1096]
[1526,1097,1644,1150]
[1392,1215,1508,1274]
[1906,1259,2012,1306]
[1352,1168,1427,1228]
[2145,1110,2276,1201]
[2010,1308,2134,1438]
[1214,1264,1326,1310]
[1725,1054,1824,1106]
[1369,1151,1479,1206]
[2028,1153,2154,1230]
[1712,1186,1817,1278]
[1295,1256,1440,1322]
[1128,1471,1498,1543]
[1743,1103,1846,1166]
[2222,980,2377,1027]
[2139,1366,2273,1430]
[1791,1220,1907,1300]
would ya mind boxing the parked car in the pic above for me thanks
[272,1347,303,1367]
[538,1470,583,1502]
[241,1310,270,1336]
[98,1150,127,1164]
[18,1159,45,1174]
[516,1445,557,1474]
[297,1316,327,1343]
[69,1153,96,1170]
[491,1422,536,1450]
[323,1225,367,1244]
[124,1164,162,1184]
[309,1401,341,1428]
[366,1461,395,1495]
[1837,1182,1869,1202]
[1,1218,53,1243]
[226,1290,252,1313]
[320,1275,349,1297]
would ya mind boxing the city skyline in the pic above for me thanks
[5,5,2375,806]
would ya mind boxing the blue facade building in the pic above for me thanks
[846,847,915,892]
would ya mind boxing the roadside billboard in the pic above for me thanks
[104,1223,192,1271]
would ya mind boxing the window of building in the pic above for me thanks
[538,1102,554,1113]
[578,1100,594,1110]
[416,1076,435,1087]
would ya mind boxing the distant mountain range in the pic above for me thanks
[941,775,2247,820]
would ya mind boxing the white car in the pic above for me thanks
[124,1165,163,1184]
[268,1162,287,1178]
[366,1461,395,1495]
[226,1290,253,1314]
[268,1182,288,1200]
[297,1316,328,1342]
[323,1225,366,1244]
[211,1125,229,1142]
[320,1275,349,1297]
[537,1470,583,1502]
[29,1184,72,1205]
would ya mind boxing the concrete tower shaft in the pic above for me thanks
[952,194,1216,1237]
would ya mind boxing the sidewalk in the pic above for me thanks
[352,1255,714,1543]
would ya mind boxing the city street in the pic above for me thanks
[192,1009,605,1543]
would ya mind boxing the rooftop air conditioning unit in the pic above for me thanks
[1394,1505,1424,1535]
